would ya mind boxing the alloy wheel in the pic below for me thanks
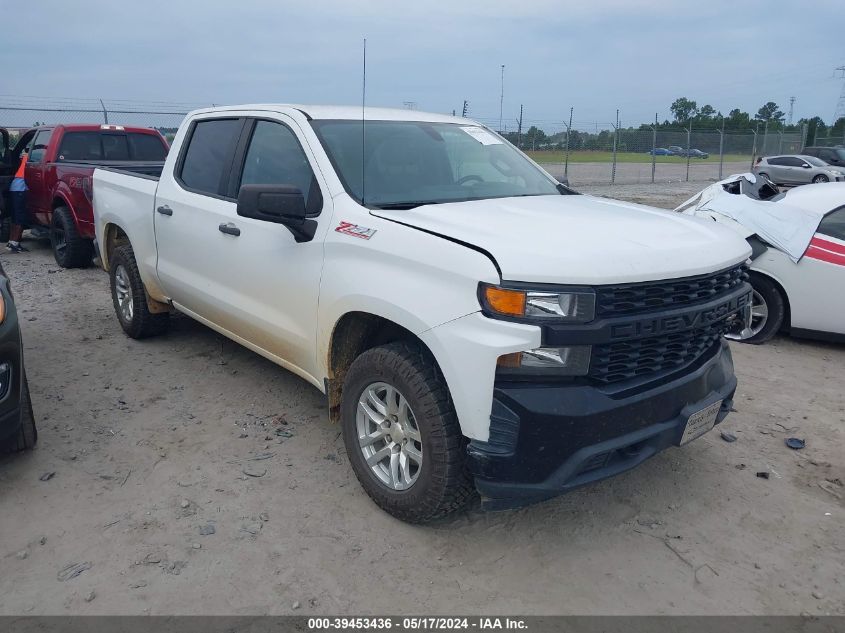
[114,264,134,323]
[356,381,423,491]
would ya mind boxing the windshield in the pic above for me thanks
[805,156,827,167]
[310,120,560,208]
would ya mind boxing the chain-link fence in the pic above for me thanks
[528,126,807,186]
[1,95,833,186]
[0,96,201,145]
[813,134,845,147]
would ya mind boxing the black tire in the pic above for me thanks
[50,206,93,268]
[341,341,474,523]
[742,274,786,344]
[109,244,169,339]
[812,174,829,184]
[4,372,37,452]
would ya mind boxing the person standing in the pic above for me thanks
[7,150,30,253]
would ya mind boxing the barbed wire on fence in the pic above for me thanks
[2,95,840,187]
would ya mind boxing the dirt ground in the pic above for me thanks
[0,184,842,616]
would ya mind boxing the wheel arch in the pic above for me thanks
[749,269,791,331]
[101,222,131,272]
[325,311,442,424]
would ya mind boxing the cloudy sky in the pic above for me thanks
[3,0,844,132]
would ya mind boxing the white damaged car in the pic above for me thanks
[677,174,845,344]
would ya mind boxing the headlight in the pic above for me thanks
[480,284,595,323]
[497,345,592,377]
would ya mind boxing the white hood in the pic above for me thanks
[373,194,750,284]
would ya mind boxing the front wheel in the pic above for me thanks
[341,342,474,523]
[812,174,829,184]
[726,274,785,344]
[3,372,37,452]
[109,244,169,339]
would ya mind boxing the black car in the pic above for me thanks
[0,259,36,452]
[802,146,845,168]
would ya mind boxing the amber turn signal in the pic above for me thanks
[483,286,525,317]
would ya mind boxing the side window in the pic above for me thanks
[239,120,322,215]
[818,207,845,242]
[178,119,242,196]
[820,150,834,162]
[783,157,803,167]
[768,157,786,166]
[28,129,54,163]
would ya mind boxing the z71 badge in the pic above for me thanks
[335,221,377,240]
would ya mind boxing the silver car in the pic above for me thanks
[754,154,845,185]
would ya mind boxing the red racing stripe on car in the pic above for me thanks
[805,245,845,267]
[809,236,845,256]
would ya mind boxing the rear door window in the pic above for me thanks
[768,157,787,166]
[178,118,242,196]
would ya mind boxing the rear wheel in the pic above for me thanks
[50,206,93,268]
[812,174,829,184]
[3,372,37,452]
[341,341,474,523]
[109,244,169,339]
[726,274,785,344]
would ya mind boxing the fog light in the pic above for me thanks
[497,345,591,377]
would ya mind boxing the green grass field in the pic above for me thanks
[525,150,753,164]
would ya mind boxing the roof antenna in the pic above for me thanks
[361,37,367,206]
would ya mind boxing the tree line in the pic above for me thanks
[499,98,844,151]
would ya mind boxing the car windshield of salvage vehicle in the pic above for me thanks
[310,120,561,209]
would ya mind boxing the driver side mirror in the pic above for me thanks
[237,184,317,242]
[801,163,811,168]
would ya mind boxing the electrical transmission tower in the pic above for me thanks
[788,96,796,125]
[834,66,845,123]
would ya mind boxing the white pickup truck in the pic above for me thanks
[93,104,752,522]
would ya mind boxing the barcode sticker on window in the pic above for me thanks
[459,126,502,145]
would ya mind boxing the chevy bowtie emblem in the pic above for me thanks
[335,221,377,240]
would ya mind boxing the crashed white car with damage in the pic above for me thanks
[677,174,845,344]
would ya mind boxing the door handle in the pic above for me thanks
[157,205,173,216]
[218,222,241,237]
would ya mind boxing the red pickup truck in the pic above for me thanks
[4,124,168,267]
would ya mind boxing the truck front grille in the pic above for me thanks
[595,264,748,318]
[589,323,728,385]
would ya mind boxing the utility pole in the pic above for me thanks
[563,106,573,180]
[461,100,468,118]
[834,66,845,125]
[611,109,619,185]
[650,113,657,184]
[517,104,523,149]
[787,96,796,126]
[499,65,505,133]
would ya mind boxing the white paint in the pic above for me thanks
[94,104,752,442]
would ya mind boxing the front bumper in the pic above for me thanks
[467,339,737,510]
